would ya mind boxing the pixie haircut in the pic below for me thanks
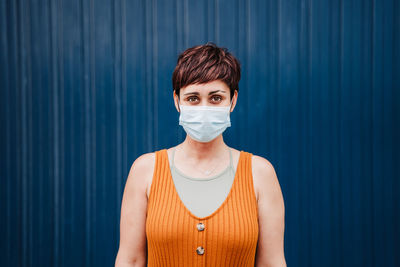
[172,42,241,100]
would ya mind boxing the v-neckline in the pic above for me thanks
[164,148,244,221]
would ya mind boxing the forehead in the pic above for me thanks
[181,80,229,94]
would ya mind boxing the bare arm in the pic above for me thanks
[253,155,286,267]
[115,152,155,267]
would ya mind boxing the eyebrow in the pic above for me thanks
[183,90,227,96]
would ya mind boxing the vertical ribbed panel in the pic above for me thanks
[146,149,258,266]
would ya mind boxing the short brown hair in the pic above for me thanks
[172,42,241,100]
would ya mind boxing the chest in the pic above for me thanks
[145,151,260,202]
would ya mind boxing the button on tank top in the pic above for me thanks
[169,147,235,218]
[146,148,259,267]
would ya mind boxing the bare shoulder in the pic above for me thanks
[250,154,286,265]
[126,151,156,199]
[251,154,283,203]
[117,151,156,265]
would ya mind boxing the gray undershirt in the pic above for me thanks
[169,147,235,218]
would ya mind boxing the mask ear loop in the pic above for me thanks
[177,95,181,113]
[229,98,233,112]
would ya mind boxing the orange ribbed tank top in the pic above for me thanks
[145,149,259,266]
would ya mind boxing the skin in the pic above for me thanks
[115,80,286,267]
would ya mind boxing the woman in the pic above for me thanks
[115,43,286,267]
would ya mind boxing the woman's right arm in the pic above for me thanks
[115,152,155,267]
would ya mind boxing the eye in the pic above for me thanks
[211,95,223,103]
[187,96,199,103]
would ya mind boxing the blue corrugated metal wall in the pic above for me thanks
[1,0,399,266]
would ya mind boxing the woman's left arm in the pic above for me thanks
[252,155,287,267]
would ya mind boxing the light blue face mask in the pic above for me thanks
[178,100,232,143]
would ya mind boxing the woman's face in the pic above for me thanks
[173,80,238,112]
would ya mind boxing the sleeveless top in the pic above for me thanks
[169,147,236,218]
[146,148,259,267]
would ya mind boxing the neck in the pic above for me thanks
[178,134,228,161]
